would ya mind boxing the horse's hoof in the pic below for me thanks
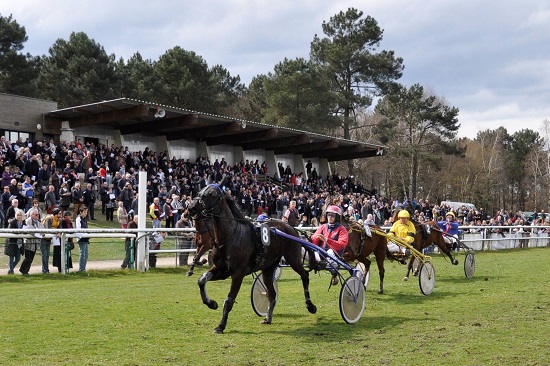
[306,301,317,314]
[213,327,224,334]
[453,260,459,265]
[186,271,193,276]
[205,300,218,310]
[260,319,271,324]
[402,276,409,282]
[377,289,384,295]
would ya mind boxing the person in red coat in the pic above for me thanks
[311,205,348,285]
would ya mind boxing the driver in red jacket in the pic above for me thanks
[311,205,348,285]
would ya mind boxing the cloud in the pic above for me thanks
[2,0,550,140]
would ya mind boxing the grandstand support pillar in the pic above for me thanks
[265,150,277,179]
[136,170,148,272]
[60,121,74,143]
[293,154,305,175]
[114,129,123,147]
[156,135,169,156]
[198,141,209,160]
[319,158,330,179]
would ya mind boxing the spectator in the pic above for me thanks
[6,209,25,274]
[82,183,96,220]
[175,214,194,266]
[283,200,300,227]
[41,207,63,274]
[57,211,74,272]
[149,197,161,228]
[105,188,116,221]
[116,201,128,229]
[58,182,72,212]
[20,208,43,275]
[71,182,84,218]
[75,206,90,272]
[44,185,57,214]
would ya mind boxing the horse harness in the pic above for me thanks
[193,185,269,272]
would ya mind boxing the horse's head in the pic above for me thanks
[187,184,225,220]
[343,222,363,261]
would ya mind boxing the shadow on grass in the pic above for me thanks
[0,267,190,284]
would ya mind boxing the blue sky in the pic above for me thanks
[3,0,550,139]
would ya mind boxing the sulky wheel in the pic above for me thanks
[251,274,278,317]
[464,251,475,278]
[339,276,366,324]
[418,261,436,295]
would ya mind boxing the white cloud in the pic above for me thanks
[2,0,550,140]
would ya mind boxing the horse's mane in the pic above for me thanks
[224,195,247,220]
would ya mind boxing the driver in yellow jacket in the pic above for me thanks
[387,210,416,255]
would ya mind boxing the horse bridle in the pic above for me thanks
[190,184,242,249]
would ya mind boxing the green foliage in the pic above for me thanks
[0,249,549,365]
[37,32,119,107]
[262,57,338,132]
[0,13,41,96]
[310,7,404,140]
[116,52,156,101]
[375,83,460,198]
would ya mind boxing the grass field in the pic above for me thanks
[1,247,549,366]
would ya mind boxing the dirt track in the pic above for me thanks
[4,257,189,276]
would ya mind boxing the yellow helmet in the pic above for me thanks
[397,210,410,219]
[446,211,456,219]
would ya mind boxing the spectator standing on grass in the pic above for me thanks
[163,196,175,228]
[105,187,116,221]
[121,215,138,269]
[6,209,25,274]
[117,200,128,229]
[20,208,43,275]
[75,206,89,272]
[149,197,161,228]
[56,211,74,272]
[71,182,84,218]
[175,214,193,266]
[44,185,57,214]
[58,182,71,212]
[82,183,96,220]
[41,207,63,274]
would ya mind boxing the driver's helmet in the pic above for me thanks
[257,213,268,222]
[326,205,342,219]
[446,211,456,219]
[397,210,410,219]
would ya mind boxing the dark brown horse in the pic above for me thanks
[343,222,388,294]
[187,184,316,334]
[186,217,215,276]
[403,220,459,281]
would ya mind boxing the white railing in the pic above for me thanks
[1,225,548,275]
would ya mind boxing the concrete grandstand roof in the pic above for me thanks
[44,98,386,162]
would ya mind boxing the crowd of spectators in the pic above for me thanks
[1,135,549,237]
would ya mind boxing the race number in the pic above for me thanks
[260,223,271,246]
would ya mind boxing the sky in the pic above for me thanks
[2,0,550,139]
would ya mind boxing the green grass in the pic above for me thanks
[0,248,549,365]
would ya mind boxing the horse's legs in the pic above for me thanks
[214,273,245,334]
[404,256,414,281]
[438,238,459,265]
[187,247,209,276]
[198,265,229,310]
[260,266,278,324]
[376,254,385,295]
[286,253,317,314]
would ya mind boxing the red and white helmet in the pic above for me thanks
[326,205,342,216]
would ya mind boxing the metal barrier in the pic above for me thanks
[2,224,548,274]
[0,228,198,274]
